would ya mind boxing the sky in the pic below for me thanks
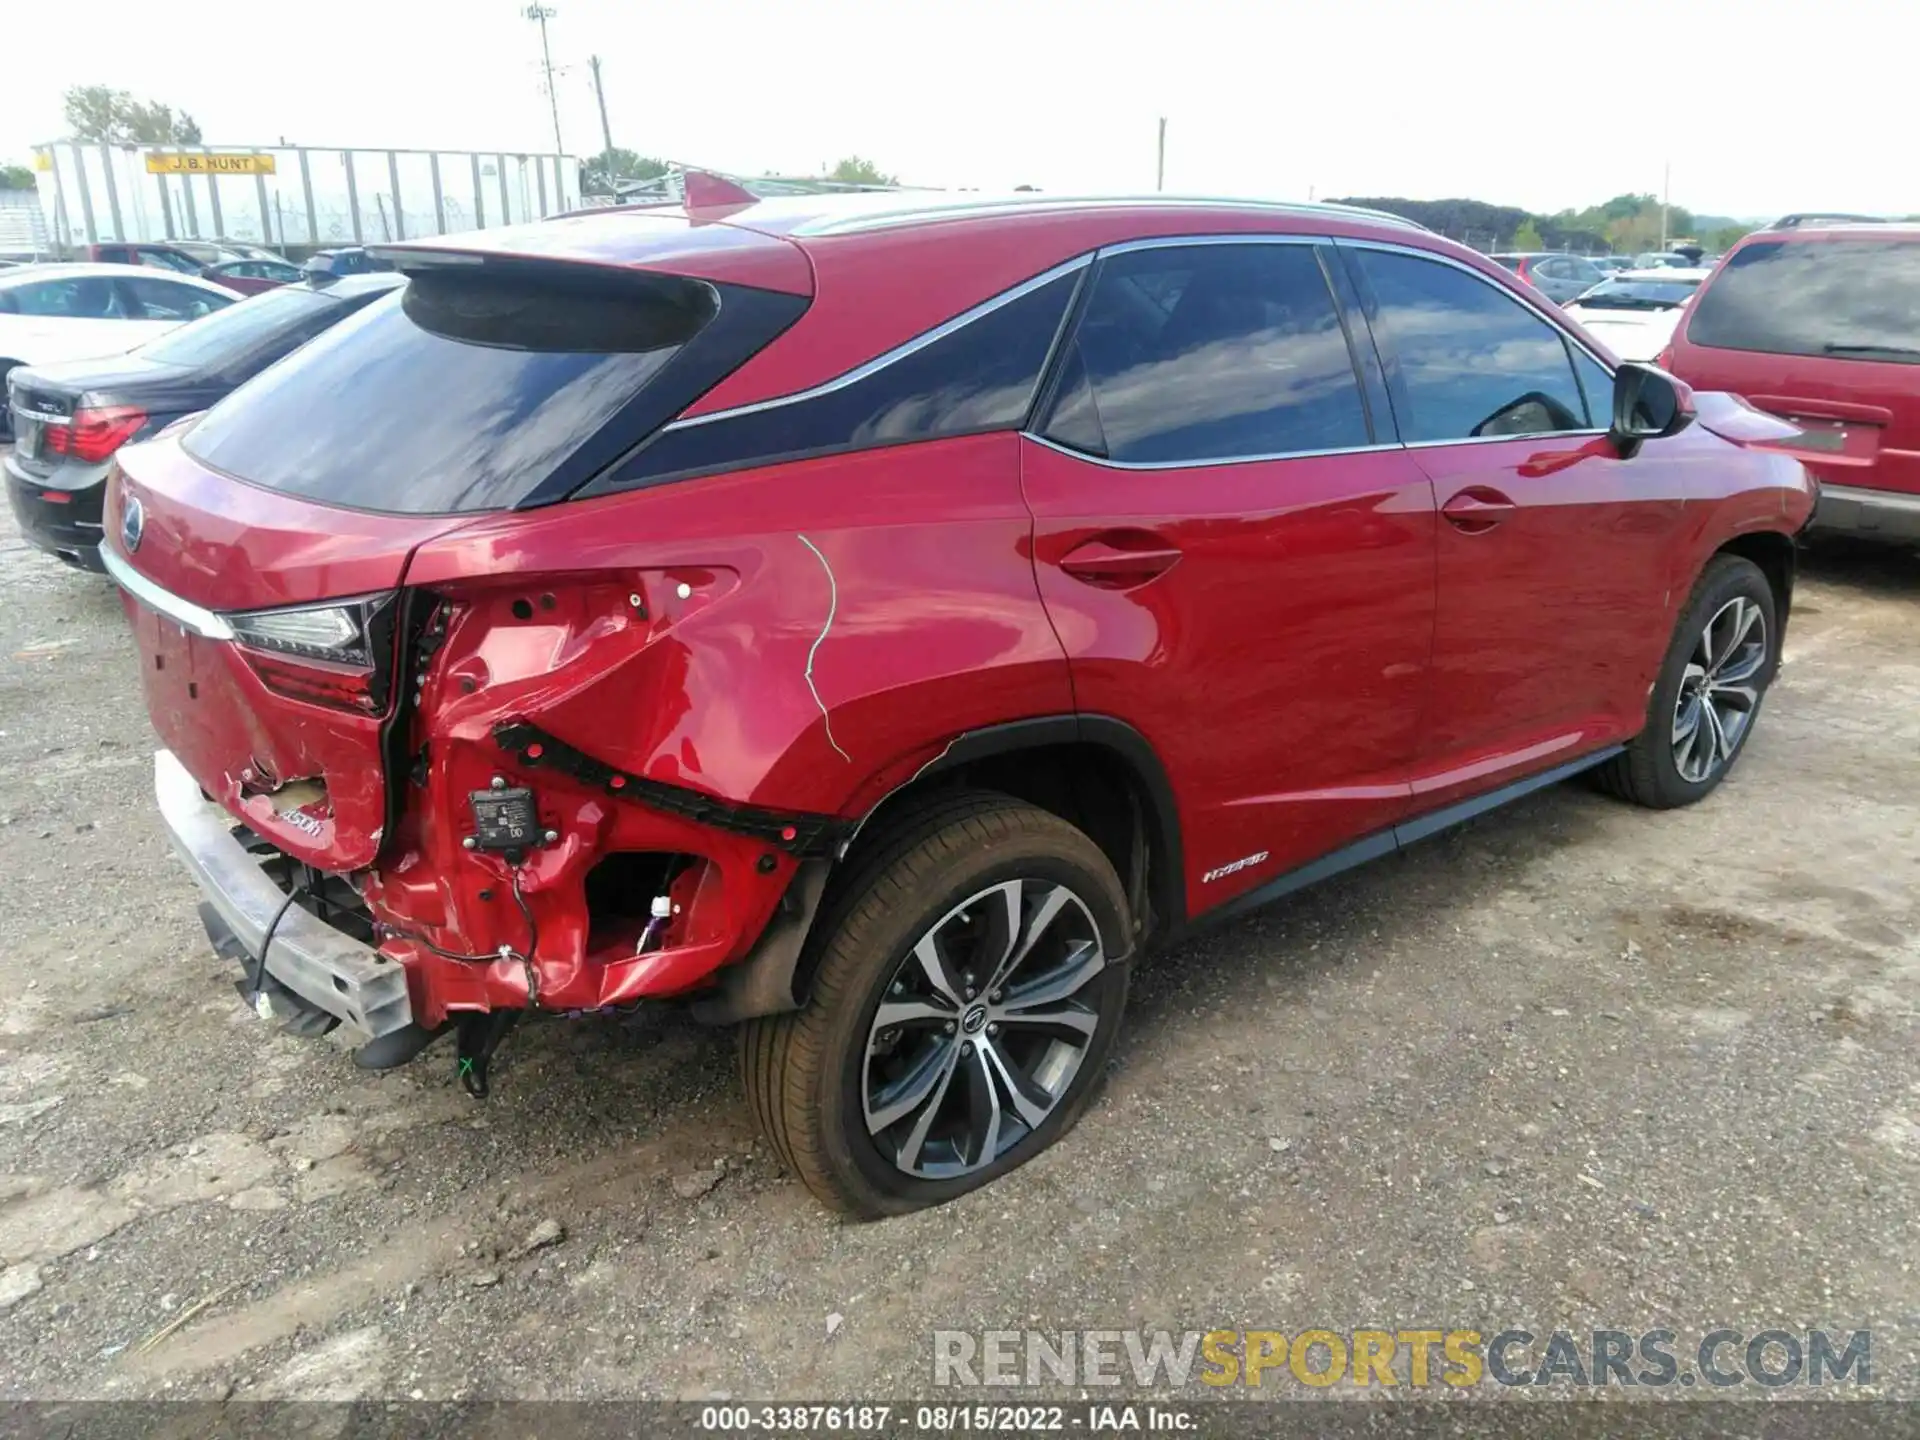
[1,0,1910,220]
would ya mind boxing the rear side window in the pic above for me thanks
[1352,250,1593,440]
[7,277,124,318]
[1686,239,1920,362]
[183,267,721,513]
[608,269,1080,487]
[1041,243,1370,464]
[137,285,346,370]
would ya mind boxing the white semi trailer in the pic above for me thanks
[29,141,582,253]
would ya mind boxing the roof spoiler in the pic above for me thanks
[681,170,758,212]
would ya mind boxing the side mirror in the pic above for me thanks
[1610,362,1694,456]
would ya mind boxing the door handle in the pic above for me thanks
[1058,534,1183,589]
[1441,487,1517,535]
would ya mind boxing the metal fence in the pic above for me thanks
[29,142,583,252]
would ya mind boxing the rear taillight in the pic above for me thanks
[228,593,398,714]
[44,405,147,464]
[243,651,384,713]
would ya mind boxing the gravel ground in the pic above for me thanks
[0,468,1917,1404]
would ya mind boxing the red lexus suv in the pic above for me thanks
[105,187,1816,1216]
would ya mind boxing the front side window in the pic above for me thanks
[122,277,233,322]
[609,268,1080,487]
[1685,239,1920,362]
[1353,249,1593,440]
[1040,242,1371,464]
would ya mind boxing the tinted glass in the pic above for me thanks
[1492,256,1523,272]
[184,268,715,513]
[1686,239,1920,362]
[1355,250,1591,440]
[1574,276,1702,309]
[141,249,203,274]
[9,276,124,318]
[1042,243,1369,464]
[618,270,1077,485]
[137,285,342,369]
[122,277,234,321]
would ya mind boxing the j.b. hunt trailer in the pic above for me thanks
[28,141,583,254]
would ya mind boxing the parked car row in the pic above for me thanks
[0,190,1904,1218]
[6,271,401,566]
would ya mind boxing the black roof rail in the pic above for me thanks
[1767,212,1885,230]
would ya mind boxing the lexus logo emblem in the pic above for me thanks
[121,495,144,553]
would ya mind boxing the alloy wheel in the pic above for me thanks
[1671,595,1769,784]
[862,877,1107,1179]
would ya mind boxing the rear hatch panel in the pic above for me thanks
[109,437,465,869]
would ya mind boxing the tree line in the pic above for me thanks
[1331,193,1754,254]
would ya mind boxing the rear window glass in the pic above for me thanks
[138,286,340,368]
[1687,239,1920,362]
[1492,256,1523,272]
[1573,277,1701,309]
[183,268,714,512]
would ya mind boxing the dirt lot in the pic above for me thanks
[0,471,1916,1404]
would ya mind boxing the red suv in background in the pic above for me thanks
[1665,217,1920,541]
[104,189,1815,1217]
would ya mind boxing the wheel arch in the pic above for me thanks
[693,714,1186,1025]
[1714,529,1796,638]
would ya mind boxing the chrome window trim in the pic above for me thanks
[665,230,1617,469]
[1024,233,1612,468]
[101,545,236,641]
[660,254,1093,432]
[1024,432,1402,471]
[793,195,1430,239]
[1096,232,1320,256]
[1402,427,1606,449]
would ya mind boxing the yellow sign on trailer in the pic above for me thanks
[144,152,278,176]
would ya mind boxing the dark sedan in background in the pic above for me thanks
[5,272,402,569]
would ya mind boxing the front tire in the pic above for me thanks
[741,793,1132,1218]
[1598,553,1778,808]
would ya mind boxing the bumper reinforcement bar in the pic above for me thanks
[153,749,412,1039]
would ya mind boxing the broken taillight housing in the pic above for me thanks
[228,593,398,714]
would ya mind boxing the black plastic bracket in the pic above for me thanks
[455,1010,520,1099]
[492,719,852,858]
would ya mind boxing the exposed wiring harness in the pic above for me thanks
[373,864,541,1005]
[247,885,303,1005]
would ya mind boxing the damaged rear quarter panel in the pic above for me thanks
[405,431,1072,812]
[390,432,1073,1006]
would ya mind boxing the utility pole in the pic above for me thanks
[589,54,614,155]
[1660,160,1671,250]
[1156,117,1166,192]
[525,5,564,155]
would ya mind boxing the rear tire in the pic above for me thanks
[741,793,1132,1218]
[1597,553,1778,808]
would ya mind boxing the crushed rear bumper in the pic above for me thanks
[154,748,412,1039]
